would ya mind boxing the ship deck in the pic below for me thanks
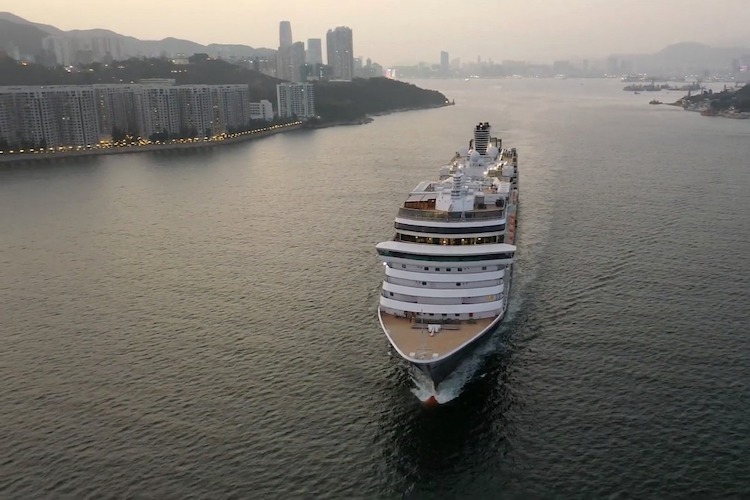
[380,312,495,361]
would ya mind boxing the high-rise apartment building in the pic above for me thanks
[276,83,315,118]
[94,84,144,139]
[140,84,180,138]
[214,84,253,131]
[326,26,354,81]
[0,89,45,148]
[0,86,99,148]
[306,38,323,66]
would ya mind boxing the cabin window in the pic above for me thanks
[389,292,394,297]
[422,282,427,286]
[424,267,429,271]
[482,266,487,270]
[458,268,463,271]
[456,283,461,286]
[447,268,452,271]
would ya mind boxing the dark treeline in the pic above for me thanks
[684,85,750,112]
[312,77,449,122]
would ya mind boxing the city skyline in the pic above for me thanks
[3,0,750,66]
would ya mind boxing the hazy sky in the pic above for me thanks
[5,0,750,65]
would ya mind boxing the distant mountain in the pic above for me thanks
[0,11,63,35]
[0,19,51,56]
[0,12,275,65]
[611,42,750,74]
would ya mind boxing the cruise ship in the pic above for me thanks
[376,122,519,389]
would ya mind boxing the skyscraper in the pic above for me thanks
[326,26,354,81]
[290,41,305,82]
[440,51,449,76]
[277,21,298,81]
[279,21,292,48]
[306,38,323,66]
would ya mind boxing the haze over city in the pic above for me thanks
[5,0,750,65]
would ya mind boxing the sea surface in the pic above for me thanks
[1,79,749,498]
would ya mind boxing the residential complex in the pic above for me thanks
[0,86,99,149]
[0,82,275,150]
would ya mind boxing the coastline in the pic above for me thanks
[0,122,303,166]
[304,102,453,129]
[0,103,454,166]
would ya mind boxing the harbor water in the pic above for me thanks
[1,78,749,498]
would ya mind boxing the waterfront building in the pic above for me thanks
[214,84,253,131]
[0,88,47,148]
[173,84,252,137]
[94,84,144,140]
[1,82,257,149]
[44,87,99,147]
[276,83,315,119]
[139,83,180,139]
[326,26,354,81]
[176,85,214,137]
[249,100,274,121]
[306,39,323,66]
[0,86,99,149]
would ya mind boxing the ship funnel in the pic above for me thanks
[473,122,491,154]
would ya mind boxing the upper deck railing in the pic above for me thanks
[397,207,505,221]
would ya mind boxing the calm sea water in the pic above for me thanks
[1,79,749,498]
